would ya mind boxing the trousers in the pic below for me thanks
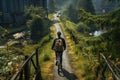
[55,51,63,65]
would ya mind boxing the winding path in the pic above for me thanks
[53,14,78,80]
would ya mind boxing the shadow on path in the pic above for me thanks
[62,68,78,80]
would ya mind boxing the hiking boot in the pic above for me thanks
[58,68,64,77]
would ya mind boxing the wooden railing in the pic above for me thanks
[10,48,42,80]
[83,51,120,80]
[98,53,120,80]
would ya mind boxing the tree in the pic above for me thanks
[48,0,56,13]
[67,4,78,23]
[30,15,44,41]
[63,0,95,23]
[77,0,95,14]
[25,6,51,42]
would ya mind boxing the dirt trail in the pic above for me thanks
[53,14,78,80]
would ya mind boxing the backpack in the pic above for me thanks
[54,38,64,51]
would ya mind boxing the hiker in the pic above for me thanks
[51,31,66,68]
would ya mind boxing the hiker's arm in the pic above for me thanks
[63,39,66,50]
[51,39,56,50]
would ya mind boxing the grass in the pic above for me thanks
[23,44,37,55]
[21,25,55,80]
[22,14,55,80]
[38,39,54,80]
[37,23,56,80]
[59,20,96,80]
[48,14,54,21]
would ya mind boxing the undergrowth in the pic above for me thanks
[60,20,99,80]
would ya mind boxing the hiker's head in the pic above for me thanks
[57,31,61,37]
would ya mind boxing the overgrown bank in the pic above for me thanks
[60,20,96,80]
[60,14,120,79]
[37,18,56,79]
[0,6,53,79]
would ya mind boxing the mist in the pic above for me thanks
[54,0,77,12]
[92,0,120,14]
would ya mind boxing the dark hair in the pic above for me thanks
[57,31,61,36]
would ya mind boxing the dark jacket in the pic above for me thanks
[52,37,66,51]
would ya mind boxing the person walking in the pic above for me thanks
[51,31,66,70]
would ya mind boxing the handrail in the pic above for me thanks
[82,51,120,79]
[10,48,42,80]
[100,53,120,80]
[109,60,120,73]
[12,53,35,80]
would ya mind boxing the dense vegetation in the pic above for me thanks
[63,0,95,23]
[61,0,120,59]
[1,0,120,79]
[78,8,120,58]
[0,26,6,40]
[59,0,120,79]
[24,6,51,42]
[0,5,52,79]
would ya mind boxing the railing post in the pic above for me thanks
[36,48,39,67]
[19,69,23,80]
[24,55,30,80]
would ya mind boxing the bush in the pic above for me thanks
[25,6,52,42]
[77,22,90,34]
[29,15,51,42]
[0,26,6,38]
[43,53,50,61]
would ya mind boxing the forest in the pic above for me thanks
[0,0,120,80]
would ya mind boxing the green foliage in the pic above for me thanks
[79,9,102,27]
[24,6,46,19]
[65,4,79,23]
[43,53,50,61]
[62,0,95,23]
[62,17,120,78]
[0,26,8,43]
[0,49,24,79]
[0,26,5,37]
[62,2,120,79]
[77,8,120,59]
[30,16,43,41]
[63,8,120,59]
[76,0,95,14]
[29,15,51,42]
[38,35,50,47]
[101,27,120,58]
[25,6,52,42]
[37,35,53,62]
[62,20,100,79]
[77,22,90,34]
[79,8,120,29]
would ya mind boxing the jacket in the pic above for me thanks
[51,37,66,51]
